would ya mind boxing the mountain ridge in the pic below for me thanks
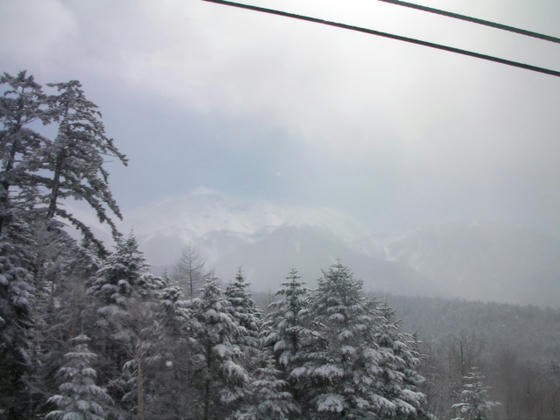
[68,191,560,308]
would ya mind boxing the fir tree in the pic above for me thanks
[231,348,299,420]
[225,269,260,341]
[89,234,148,310]
[296,263,391,418]
[265,268,311,369]
[87,234,157,415]
[375,302,426,419]
[265,267,312,413]
[0,75,44,410]
[225,268,261,371]
[451,367,500,420]
[46,334,112,420]
[0,231,35,418]
[190,276,249,420]
[23,228,101,417]
[146,285,195,419]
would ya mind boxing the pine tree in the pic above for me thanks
[41,80,127,255]
[1,71,132,417]
[190,276,249,419]
[0,75,44,409]
[0,70,47,234]
[46,334,112,420]
[451,367,500,420]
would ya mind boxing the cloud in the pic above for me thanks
[3,1,557,164]
[2,0,559,234]
[54,0,558,172]
[0,0,79,73]
[191,186,221,196]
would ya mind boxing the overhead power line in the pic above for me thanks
[378,0,560,44]
[203,0,560,78]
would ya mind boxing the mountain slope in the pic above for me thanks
[387,223,560,307]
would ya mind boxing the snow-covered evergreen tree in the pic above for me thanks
[226,269,260,342]
[264,267,313,414]
[190,276,249,419]
[120,301,160,420]
[265,268,311,369]
[1,71,133,417]
[22,228,103,417]
[231,348,299,420]
[451,367,500,420]
[375,302,426,419]
[0,230,36,417]
[0,74,44,410]
[42,80,127,254]
[89,234,148,310]
[0,70,47,234]
[225,268,261,372]
[295,262,390,418]
[87,234,164,416]
[46,334,112,420]
[145,285,195,419]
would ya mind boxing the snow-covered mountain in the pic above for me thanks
[68,189,560,307]
[123,187,373,266]
[116,189,421,292]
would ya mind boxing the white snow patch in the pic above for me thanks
[317,394,345,413]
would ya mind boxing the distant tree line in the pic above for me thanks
[389,294,560,419]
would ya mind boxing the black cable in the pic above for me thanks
[378,0,560,44]
[202,0,560,78]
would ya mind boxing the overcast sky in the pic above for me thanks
[1,0,559,235]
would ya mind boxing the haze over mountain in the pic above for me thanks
[78,189,560,308]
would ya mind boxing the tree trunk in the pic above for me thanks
[203,378,210,420]
[46,105,69,221]
[46,160,62,220]
[137,353,145,420]
[189,271,194,298]
[203,341,212,420]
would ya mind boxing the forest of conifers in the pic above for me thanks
[1,71,559,420]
